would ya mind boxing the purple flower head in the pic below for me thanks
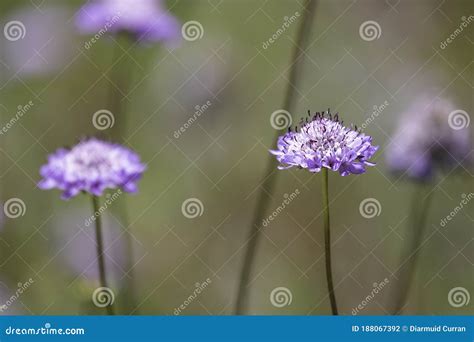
[75,0,180,44]
[386,97,471,181]
[270,110,379,176]
[4,6,75,77]
[38,138,146,199]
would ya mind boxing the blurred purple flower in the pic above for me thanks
[271,110,379,176]
[75,0,180,44]
[38,138,146,199]
[3,6,75,77]
[386,97,471,181]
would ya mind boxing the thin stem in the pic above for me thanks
[106,35,139,314]
[107,34,134,142]
[322,168,338,315]
[393,184,433,314]
[234,0,318,315]
[92,196,115,315]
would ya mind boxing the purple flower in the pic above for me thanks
[75,0,180,44]
[270,110,379,176]
[386,97,471,181]
[4,6,75,77]
[38,138,146,199]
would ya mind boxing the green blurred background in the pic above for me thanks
[0,0,472,315]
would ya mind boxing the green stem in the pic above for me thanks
[393,184,433,314]
[92,196,115,315]
[106,34,139,314]
[234,0,319,315]
[322,168,338,315]
[107,34,134,142]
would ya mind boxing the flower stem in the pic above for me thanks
[92,195,115,315]
[107,34,134,142]
[322,168,338,315]
[393,184,433,314]
[234,0,318,315]
[106,34,139,314]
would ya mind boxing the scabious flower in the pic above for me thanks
[38,138,146,199]
[386,97,471,181]
[75,0,180,44]
[270,110,379,176]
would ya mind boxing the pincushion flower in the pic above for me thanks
[268,109,378,315]
[271,111,379,175]
[38,138,146,199]
[75,0,180,44]
[75,0,169,312]
[39,138,145,315]
[386,97,471,181]
[387,97,472,313]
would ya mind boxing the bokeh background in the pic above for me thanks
[0,0,472,315]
